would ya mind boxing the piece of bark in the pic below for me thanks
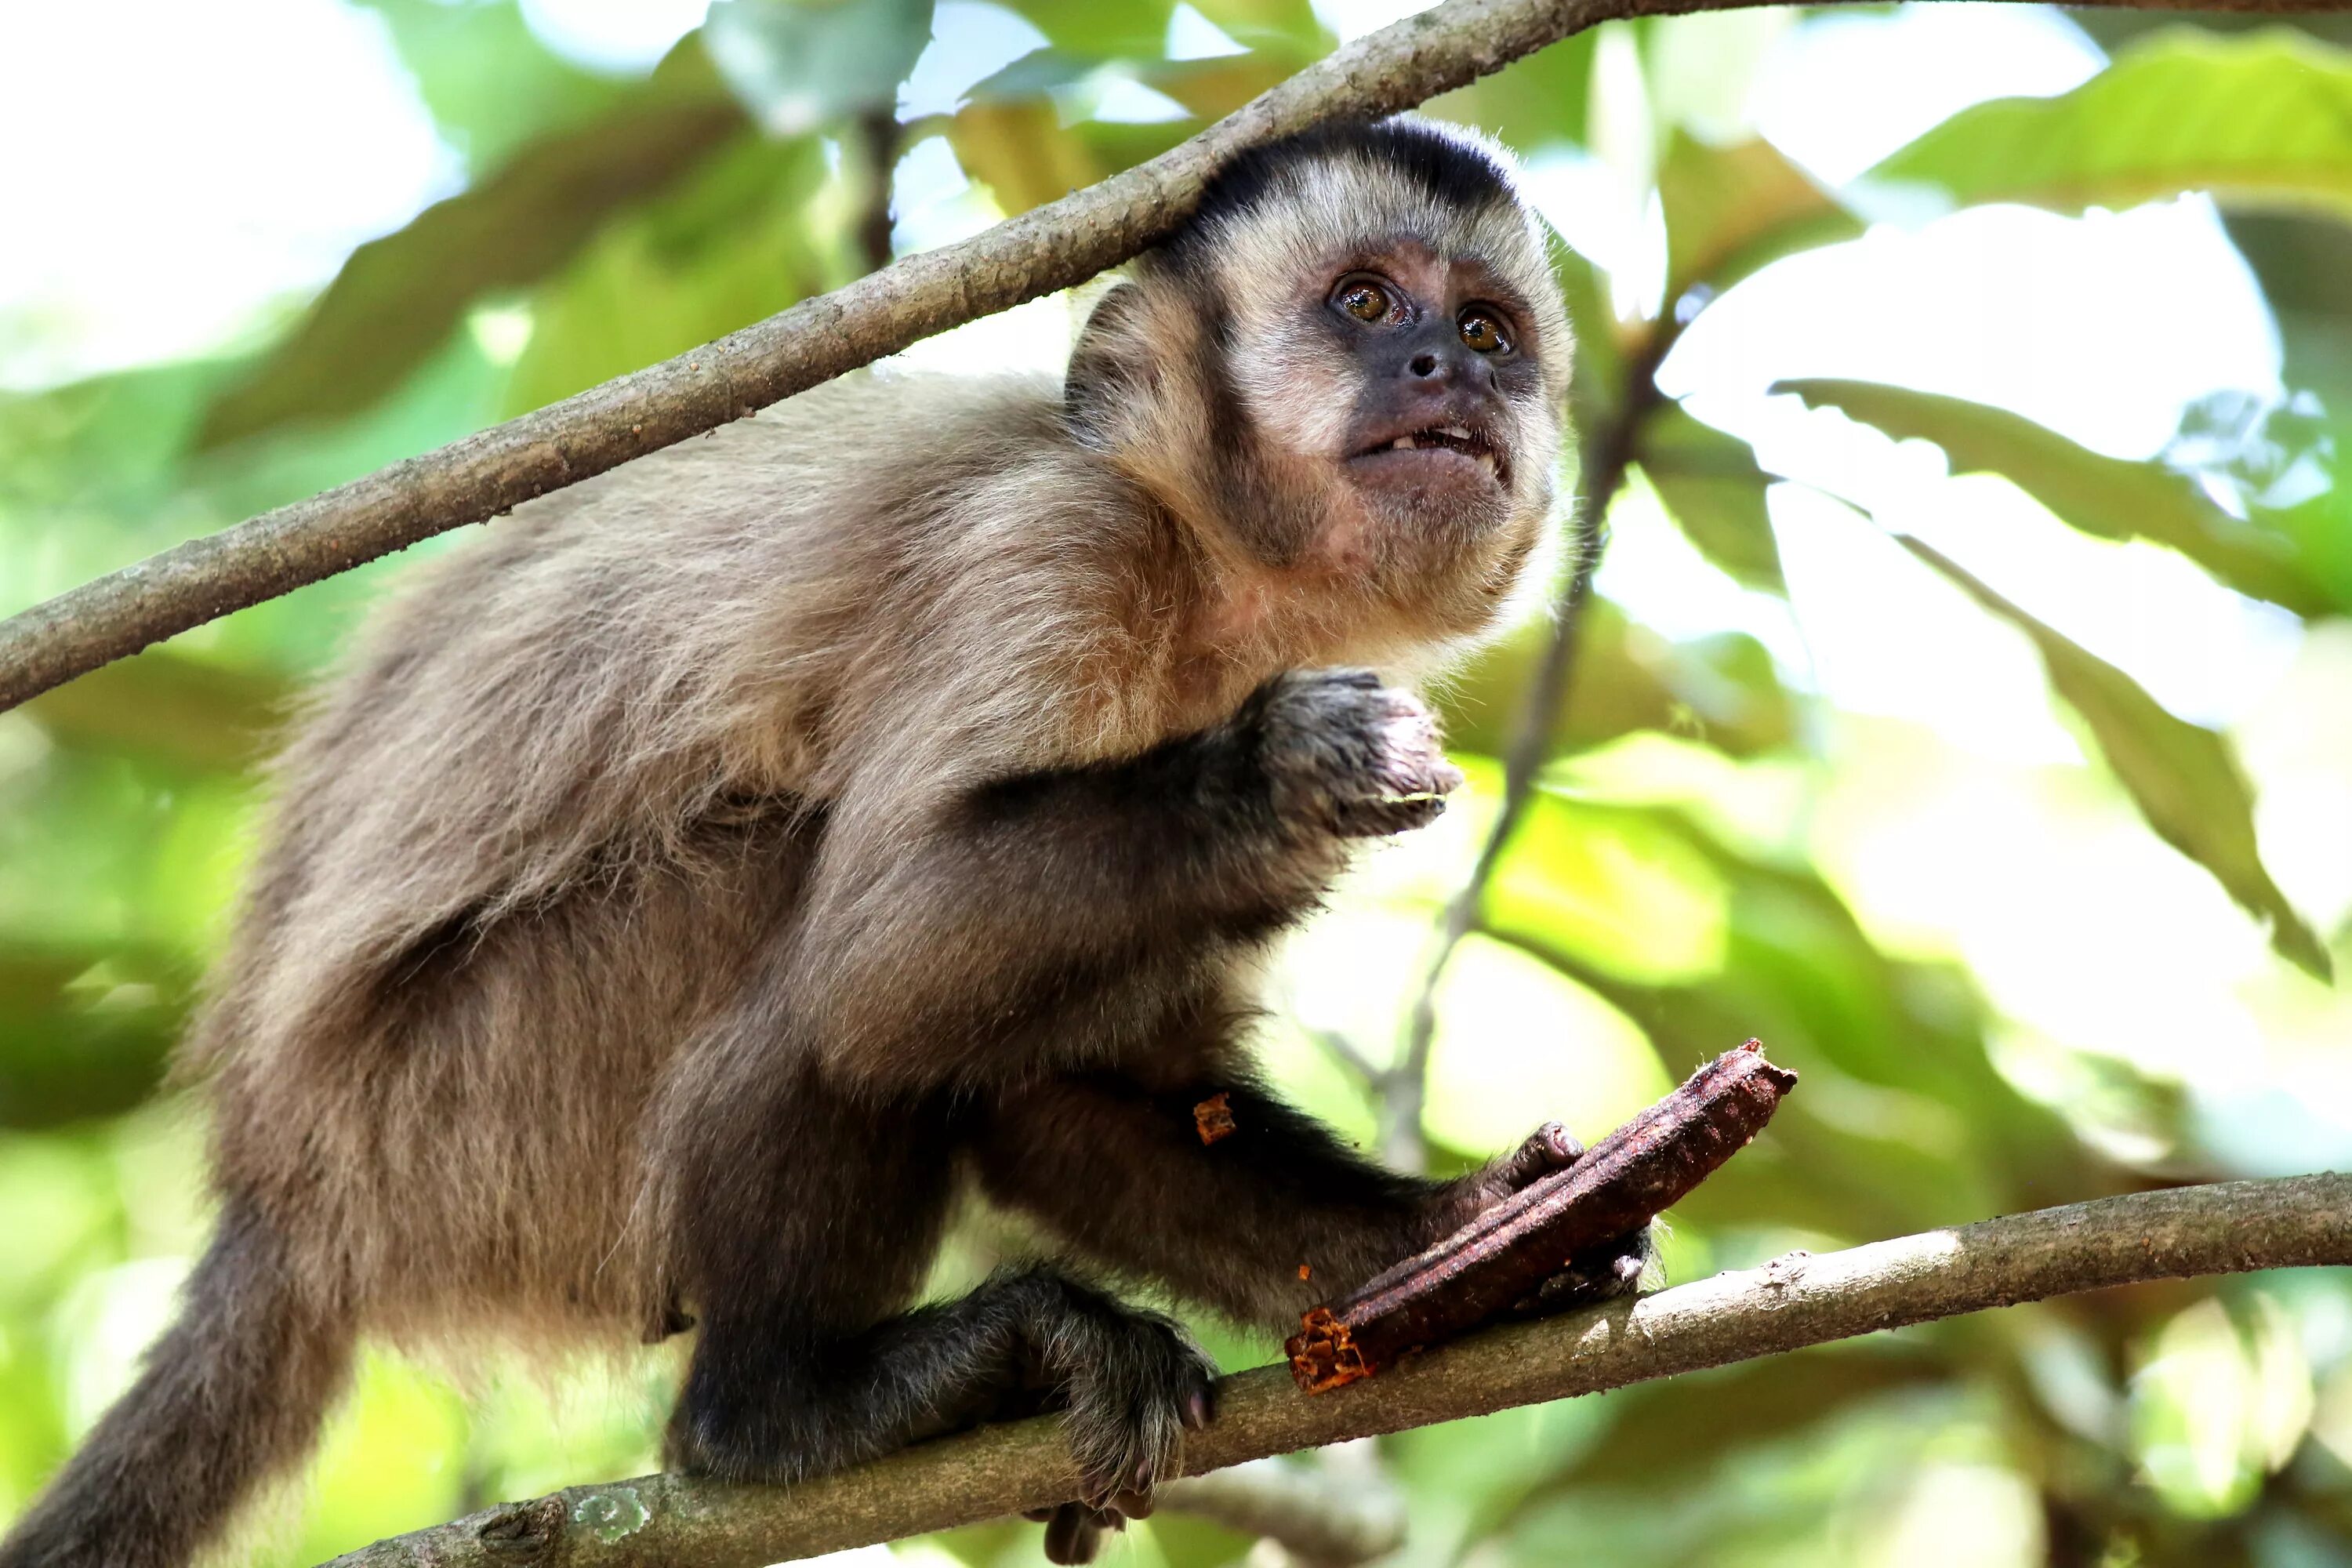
[1195,1092,1237,1145]
[1288,1039,1795,1392]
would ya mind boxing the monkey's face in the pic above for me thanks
[1103,122,1570,637]
[1308,239,1553,532]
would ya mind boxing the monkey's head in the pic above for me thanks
[1069,117,1571,644]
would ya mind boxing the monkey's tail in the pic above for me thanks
[0,1196,354,1568]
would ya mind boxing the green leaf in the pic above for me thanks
[704,0,937,132]
[1867,29,2352,221]
[1426,30,1598,153]
[1898,535,2331,981]
[1774,377,2343,618]
[354,0,635,174]
[0,942,185,1130]
[1436,598,1795,762]
[22,650,290,777]
[1658,133,1858,307]
[1482,801,2135,1236]
[1637,403,1785,593]
[197,49,750,448]
[993,0,1171,57]
[499,136,841,418]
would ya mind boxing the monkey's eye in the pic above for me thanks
[1458,310,1511,354]
[1334,279,1396,323]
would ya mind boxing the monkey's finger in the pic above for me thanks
[1496,1121,1584,1189]
[1183,1385,1214,1430]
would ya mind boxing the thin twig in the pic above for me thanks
[324,1174,2352,1568]
[1382,323,1677,1166]
[1161,1454,1406,1566]
[0,0,2332,713]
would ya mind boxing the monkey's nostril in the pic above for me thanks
[1407,352,1439,378]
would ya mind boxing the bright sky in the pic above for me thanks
[2,0,2342,1144]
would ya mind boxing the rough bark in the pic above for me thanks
[0,0,2337,713]
[1293,1040,1795,1389]
[324,1173,2352,1568]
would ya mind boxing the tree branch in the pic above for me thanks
[324,1174,2352,1568]
[0,0,2332,715]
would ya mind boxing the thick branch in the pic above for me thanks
[0,0,2332,714]
[326,1174,2352,1568]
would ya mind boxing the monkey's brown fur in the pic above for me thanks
[1,118,1639,1568]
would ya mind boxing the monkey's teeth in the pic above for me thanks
[1392,435,1417,451]
[1437,425,1471,440]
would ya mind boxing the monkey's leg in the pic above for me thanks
[662,1072,1214,1528]
[972,1073,1650,1330]
[795,669,1465,1088]
[673,1266,1214,1556]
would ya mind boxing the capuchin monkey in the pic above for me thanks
[0,117,1649,1568]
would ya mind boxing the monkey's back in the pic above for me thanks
[190,370,1135,1346]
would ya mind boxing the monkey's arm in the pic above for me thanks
[792,670,1455,1089]
[970,1074,1584,1330]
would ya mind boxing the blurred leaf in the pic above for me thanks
[0,944,186,1131]
[1637,403,1786,593]
[704,0,936,132]
[1426,30,1597,153]
[500,135,841,416]
[2212,213,2352,608]
[1436,598,1795,762]
[1658,133,1858,307]
[995,0,1172,56]
[1485,797,2131,1236]
[948,99,1113,214]
[197,50,750,448]
[354,0,634,173]
[1555,245,1625,437]
[22,651,289,777]
[1553,1346,1947,1490]
[1776,377,2343,618]
[1897,535,2331,981]
[1867,29,2352,221]
[1189,0,1325,55]
[1142,50,1300,121]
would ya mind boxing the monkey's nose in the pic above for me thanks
[1408,351,1440,378]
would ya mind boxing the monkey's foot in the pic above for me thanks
[1450,1123,1659,1312]
[1254,668,1463,838]
[1517,1222,1658,1315]
[1021,1293,1218,1564]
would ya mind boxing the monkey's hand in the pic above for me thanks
[1014,1299,1219,1565]
[1254,668,1464,838]
[1437,1121,1656,1309]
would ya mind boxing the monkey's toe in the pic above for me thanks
[1054,1306,1217,1519]
[1039,1501,1123,1563]
[1518,1222,1658,1315]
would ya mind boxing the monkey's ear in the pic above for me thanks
[1065,282,1152,448]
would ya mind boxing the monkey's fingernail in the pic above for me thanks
[1185,1389,1212,1428]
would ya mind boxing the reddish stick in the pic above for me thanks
[1287,1039,1796,1392]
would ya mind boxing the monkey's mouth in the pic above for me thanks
[1350,423,1507,487]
